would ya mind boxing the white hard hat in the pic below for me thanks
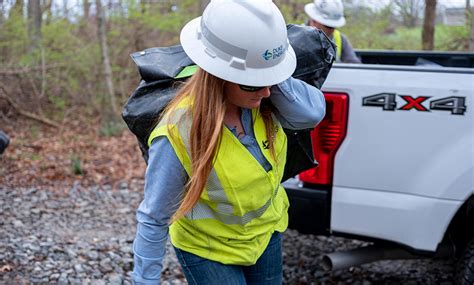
[305,0,346,28]
[180,0,296,87]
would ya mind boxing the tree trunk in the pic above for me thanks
[95,0,118,118]
[27,0,42,53]
[422,0,436,50]
[83,0,90,19]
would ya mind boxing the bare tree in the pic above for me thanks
[394,0,425,27]
[27,0,42,53]
[95,0,118,119]
[422,0,436,50]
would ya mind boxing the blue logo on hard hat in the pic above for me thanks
[262,50,272,60]
[262,45,285,61]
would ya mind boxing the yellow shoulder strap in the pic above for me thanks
[333,30,342,62]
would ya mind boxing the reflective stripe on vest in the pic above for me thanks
[333,29,342,62]
[148,99,289,265]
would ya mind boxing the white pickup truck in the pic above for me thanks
[282,50,474,283]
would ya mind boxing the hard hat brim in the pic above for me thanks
[304,3,346,28]
[180,17,297,87]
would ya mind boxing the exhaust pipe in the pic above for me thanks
[321,243,454,271]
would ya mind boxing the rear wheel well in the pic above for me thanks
[444,195,474,256]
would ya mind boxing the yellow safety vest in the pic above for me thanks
[148,98,289,265]
[333,29,342,62]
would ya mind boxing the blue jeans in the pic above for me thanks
[174,232,283,285]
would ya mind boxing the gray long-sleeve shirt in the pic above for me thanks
[339,32,361,64]
[132,76,326,284]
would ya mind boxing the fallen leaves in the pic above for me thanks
[0,118,146,191]
[0,264,13,272]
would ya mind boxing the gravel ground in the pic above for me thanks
[1,183,455,284]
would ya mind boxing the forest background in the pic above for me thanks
[0,0,473,188]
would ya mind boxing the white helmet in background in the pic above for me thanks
[305,0,346,28]
[180,0,296,87]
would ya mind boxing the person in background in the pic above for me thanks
[305,0,361,63]
[131,1,326,284]
[0,130,9,155]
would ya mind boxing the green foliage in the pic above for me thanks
[29,125,40,140]
[30,153,41,161]
[71,154,84,175]
[341,5,394,49]
[277,0,308,24]
[344,24,469,51]
[41,19,101,95]
[341,4,470,51]
[381,27,422,50]
[434,25,469,51]
[47,93,66,112]
[126,0,195,34]
[99,119,125,137]
[0,0,471,129]
[0,12,28,64]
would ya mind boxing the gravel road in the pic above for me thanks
[0,183,455,284]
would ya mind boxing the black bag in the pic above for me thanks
[122,24,335,181]
[0,130,9,155]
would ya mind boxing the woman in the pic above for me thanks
[132,1,326,284]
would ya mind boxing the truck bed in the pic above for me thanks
[284,53,474,252]
[356,50,474,68]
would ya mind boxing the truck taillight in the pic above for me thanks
[299,93,349,186]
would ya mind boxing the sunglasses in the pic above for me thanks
[238,85,266,92]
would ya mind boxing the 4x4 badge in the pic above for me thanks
[362,93,466,115]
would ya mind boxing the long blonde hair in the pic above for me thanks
[163,68,276,222]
